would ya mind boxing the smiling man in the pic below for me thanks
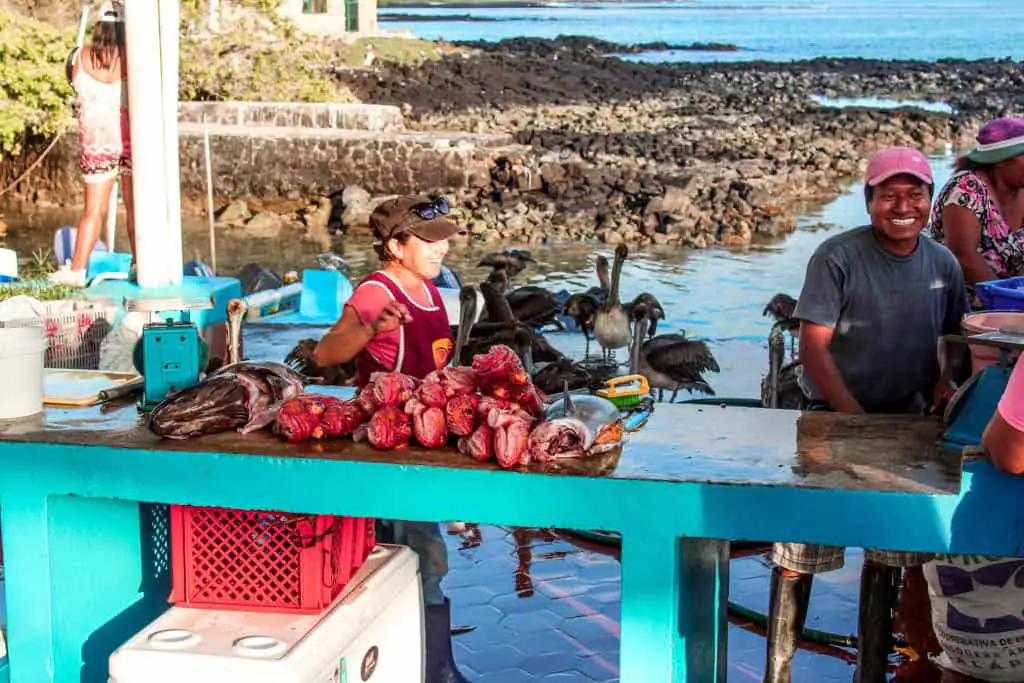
[764,147,970,683]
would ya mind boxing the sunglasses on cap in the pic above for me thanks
[407,196,450,221]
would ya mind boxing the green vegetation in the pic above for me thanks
[344,36,447,67]
[0,10,75,155]
[1,1,456,155]
[178,0,354,102]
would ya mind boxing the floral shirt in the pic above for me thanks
[929,170,1024,306]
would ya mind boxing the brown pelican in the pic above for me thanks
[226,298,247,365]
[629,303,720,401]
[760,324,807,410]
[626,292,665,338]
[531,358,599,395]
[763,292,799,357]
[454,282,564,367]
[506,285,562,330]
[562,255,612,355]
[563,293,600,355]
[594,244,631,359]
[478,248,535,278]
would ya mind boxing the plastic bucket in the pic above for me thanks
[962,311,1024,374]
[0,326,46,418]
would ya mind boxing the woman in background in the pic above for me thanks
[929,117,1024,309]
[51,1,136,286]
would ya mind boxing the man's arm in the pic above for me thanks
[794,246,863,413]
[982,361,1024,474]
[800,322,864,413]
[933,263,971,411]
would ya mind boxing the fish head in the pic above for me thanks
[542,394,623,452]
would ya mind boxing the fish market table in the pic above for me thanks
[0,399,1016,683]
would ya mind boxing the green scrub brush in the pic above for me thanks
[596,375,650,409]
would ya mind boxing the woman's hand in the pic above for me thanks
[372,302,412,335]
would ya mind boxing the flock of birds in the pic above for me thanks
[452,244,722,401]
[285,247,809,407]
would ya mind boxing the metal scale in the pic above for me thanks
[127,297,212,411]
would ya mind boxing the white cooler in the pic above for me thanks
[108,545,422,683]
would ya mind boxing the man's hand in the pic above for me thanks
[930,376,957,415]
[371,302,412,335]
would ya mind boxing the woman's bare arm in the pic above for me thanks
[942,205,998,284]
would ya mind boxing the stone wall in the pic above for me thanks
[177,102,404,132]
[1,102,518,212]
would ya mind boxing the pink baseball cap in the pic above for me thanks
[865,147,934,187]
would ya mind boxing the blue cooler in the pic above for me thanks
[976,277,1024,311]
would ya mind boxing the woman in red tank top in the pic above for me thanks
[313,195,462,382]
[312,195,471,683]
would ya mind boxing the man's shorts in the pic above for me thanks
[771,542,934,574]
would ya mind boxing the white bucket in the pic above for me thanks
[0,326,46,418]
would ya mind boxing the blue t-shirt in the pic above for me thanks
[795,226,968,412]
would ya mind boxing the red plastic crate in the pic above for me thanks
[169,505,375,614]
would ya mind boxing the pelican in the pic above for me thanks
[629,304,720,401]
[761,323,806,410]
[454,281,564,367]
[594,244,631,359]
[226,298,247,365]
[626,292,665,338]
[563,255,612,355]
[478,248,536,278]
[284,339,357,385]
[763,292,799,357]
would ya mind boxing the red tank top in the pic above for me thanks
[354,271,454,387]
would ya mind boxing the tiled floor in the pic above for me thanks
[443,525,919,682]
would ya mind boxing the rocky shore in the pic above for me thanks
[311,38,1020,247]
[6,36,1023,250]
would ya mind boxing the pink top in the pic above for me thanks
[997,361,1024,432]
[345,271,436,372]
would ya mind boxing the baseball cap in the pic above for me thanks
[369,195,465,243]
[865,147,934,187]
[967,117,1024,165]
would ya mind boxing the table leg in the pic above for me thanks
[0,495,169,683]
[620,533,729,682]
[0,493,56,683]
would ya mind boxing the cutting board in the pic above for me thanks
[44,369,143,407]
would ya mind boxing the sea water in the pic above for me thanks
[380,0,1024,63]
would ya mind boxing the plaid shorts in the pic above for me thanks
[771,542,934,574]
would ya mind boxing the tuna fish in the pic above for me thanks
[527,386,624,462]
[149,361,307,440]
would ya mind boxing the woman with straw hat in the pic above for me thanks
[930,117,1024,309]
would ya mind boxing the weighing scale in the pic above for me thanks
[127,297,213,411]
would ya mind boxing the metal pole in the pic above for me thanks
[159,0,184,286]
[75,4,89,47]
[202,114,217,274]
[124,0,170,287]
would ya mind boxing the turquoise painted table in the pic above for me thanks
[2,400,1016,683]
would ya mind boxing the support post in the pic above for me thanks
[124,0,183,288]
[0,494,55,683]
[158,0,183,285]
[620,533,728,683]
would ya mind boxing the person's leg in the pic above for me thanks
[765,543,844,682]
[856,551,932,683]
[120,173,137,265]
[71,177,115,271]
